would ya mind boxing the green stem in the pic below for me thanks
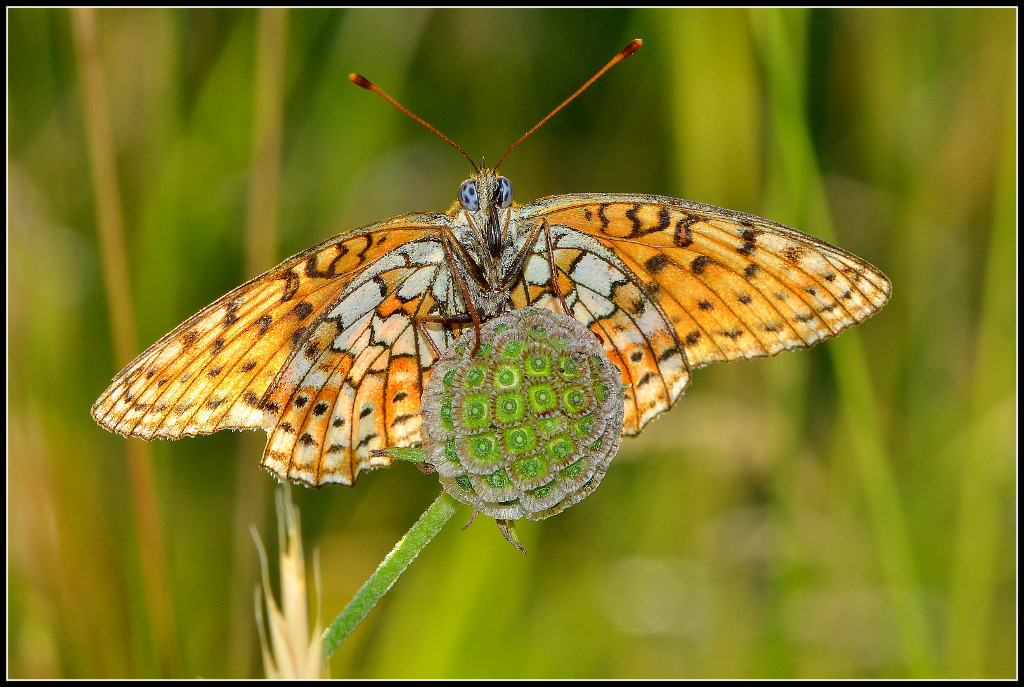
[321,491,460,658]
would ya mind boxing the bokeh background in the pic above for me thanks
[7,8,1015,679]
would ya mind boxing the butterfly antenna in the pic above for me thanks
[350,73,479,174]
[494,38,643,172]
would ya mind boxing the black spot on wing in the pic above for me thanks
[657,346,682,363]
[644,253,671,275]
[784,246,805,264]
[281,272,300,302]
[737,228,762,257]
[717,328,745,340]
[223,300,241,327]
[597,203,610,231]
[673,215,695,248]
[636,371,657,388]
[356,432,379,449]
[256,315,272,336]
[625,204,642,236]
[690,255,713,275]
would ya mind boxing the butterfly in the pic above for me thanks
[92,39,890,488]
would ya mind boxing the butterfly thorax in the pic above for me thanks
[444,165,532,320]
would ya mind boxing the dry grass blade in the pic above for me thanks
[253,488,324,679]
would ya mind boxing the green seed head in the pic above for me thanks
[494,363,522,389]
[464,365,486,388]
[525,351,552,378]
[420,308,625,521]
[494,391,527,425]
[528,383,557,414]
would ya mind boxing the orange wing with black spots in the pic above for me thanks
[514,193,891,435]
[92,212,460,487]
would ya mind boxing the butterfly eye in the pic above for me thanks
[495,176,514,208]
[459,180,480,211]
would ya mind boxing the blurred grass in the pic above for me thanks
[7,8,1016,678]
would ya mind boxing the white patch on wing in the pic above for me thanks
[321,381,357,468]
[371,312,412,347]
[573,283,617,321]
[569,253,625,299]
[400,240,446,265]
[328,279,385,330]
[387,321,420,359]
[430,267,460,317]
[522,254,551,285]
[397,265,440,301]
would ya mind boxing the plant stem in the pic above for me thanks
[322,491,460,658]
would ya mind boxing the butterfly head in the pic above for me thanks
[442,162,533,320]
[456,162,515,261]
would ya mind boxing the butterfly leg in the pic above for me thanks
[414,317,444,360]
[497,215,567,316]
[500,216,543,293]
[415,313,473,359]
[439,226,485,353]
[461,508,480,530]
[537,218,606,346]
[539,218,572,317]
[495,519,526,555]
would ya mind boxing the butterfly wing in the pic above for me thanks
[92,212,464,487]
[515,194,891,434]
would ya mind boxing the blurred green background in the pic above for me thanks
[7,8,1015,679]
